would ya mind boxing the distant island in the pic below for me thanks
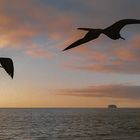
[108,104,117,108]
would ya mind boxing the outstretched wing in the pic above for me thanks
[0,58,14,78]
[104,19,140,33]
[63,37,93,51]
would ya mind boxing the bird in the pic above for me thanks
[0,58,14,79]
[63,19,140,51]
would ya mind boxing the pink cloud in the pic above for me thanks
[0,0,77,56]
[26,45,52,58]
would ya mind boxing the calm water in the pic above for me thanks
[0,108,139,140]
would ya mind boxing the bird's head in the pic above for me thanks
[120,35,125,40]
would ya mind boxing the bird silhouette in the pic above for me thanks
[63,19,140,51]
[0,58,14,79]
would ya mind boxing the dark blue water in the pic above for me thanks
[0,108,139,140]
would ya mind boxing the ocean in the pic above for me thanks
[0,108,139,140]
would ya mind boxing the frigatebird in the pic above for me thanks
[0,58,14,79]
[63,19,140,51]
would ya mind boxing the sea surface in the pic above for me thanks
[0,108,139,140]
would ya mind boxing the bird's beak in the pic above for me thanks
[120,37,125,40]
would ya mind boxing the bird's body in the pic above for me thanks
[0,58,14,79]
[63,19,140,51]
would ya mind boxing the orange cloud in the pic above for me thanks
[115,48,135,61]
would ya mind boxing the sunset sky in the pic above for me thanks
[0,0,140,107]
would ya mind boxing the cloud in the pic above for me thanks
[63,35,140,74]
[58,84,140,100]
[0,0,76,57]
[26,45,52,58]
[0,0,140,61]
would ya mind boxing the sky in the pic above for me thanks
[0,0,140,107]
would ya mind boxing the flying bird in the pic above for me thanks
[63,19,140,51]
[0,58,14,79]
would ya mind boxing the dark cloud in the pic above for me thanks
[58,84,140,100]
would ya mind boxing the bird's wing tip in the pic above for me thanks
[62,48,68,51]
[10,73,14,79]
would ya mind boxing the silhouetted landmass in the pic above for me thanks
[108,104,117,108]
